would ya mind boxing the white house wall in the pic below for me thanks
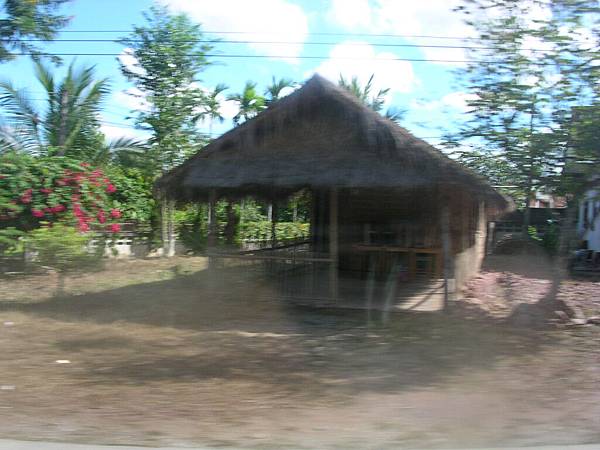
[579,189,600,251]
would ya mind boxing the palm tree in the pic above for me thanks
[338,73,404,123]
[264,77,296,106]
[227,81,265,125]
[338,74,389,112]
[0,60,110,159]
[202,83,228,136]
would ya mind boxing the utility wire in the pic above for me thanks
[1,38,567,53]
[33,29,599,46]
[5,52,586,65]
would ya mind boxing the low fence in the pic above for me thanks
[208,240,335,299]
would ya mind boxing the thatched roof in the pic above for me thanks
[156,74,507,208]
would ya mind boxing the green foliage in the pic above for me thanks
[264,77,296,105]
[103,166,155,223]
[228,81,266,125]
[541,222,560,254]
[527,223,560,254]
[338,73,404,123]
[0,0,71,63]
[119,5,213,173]
[26,223,101,273]
[0,226,23,254]
[527,226,542,242]
[0,152,122,233]
[0,60,110,158]
[239,221,309,242]
[452,0,599,206]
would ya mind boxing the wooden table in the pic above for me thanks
[349,244,443,279]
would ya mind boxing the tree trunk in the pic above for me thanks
[161,195,175,257]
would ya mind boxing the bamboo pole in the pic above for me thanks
[329,187,339,301]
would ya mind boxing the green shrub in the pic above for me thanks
[239,221,309,242]
[26,223,102,273]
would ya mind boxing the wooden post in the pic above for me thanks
[441,203,452,309]
[309,190,317,251]
[270,203,277,248]
[329,187,339,301]
[207,189,217,268]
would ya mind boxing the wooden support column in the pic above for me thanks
[207,189,217,269]
[270,203,278,248]
[329,187,339,301]
[441,203,453,309]
[309,190,317,251]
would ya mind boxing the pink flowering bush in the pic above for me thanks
[0,153,122,236]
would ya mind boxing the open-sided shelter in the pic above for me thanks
[156,75,508,310]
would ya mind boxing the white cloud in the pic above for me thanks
[520,35,555,59]
[160,0,308,63]
[328,0,472,65]
[306,41,418,97]
[218,96,239,120]
[100,123,148,142]
[411,91,477,112]
[327,0,373,29]
[113,88,151,113]
[117,48,146,76]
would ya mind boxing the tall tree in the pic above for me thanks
[338,74,405,123]
[200,83,228,137]
[227,81,265,125]
[119,6,213,174]
[0,0,71,63]
[119,6,214,256]
[264,76,296,105]
[0,60,111,159]
[451,0,599,231]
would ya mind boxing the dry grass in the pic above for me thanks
[0,256,599,449]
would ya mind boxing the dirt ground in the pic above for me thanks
[0,255,599,449]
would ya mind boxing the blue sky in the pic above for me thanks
[1,0,488,147]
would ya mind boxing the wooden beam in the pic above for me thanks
[441,203,452,309]
[207,189,217,269]
[329,187,339,301]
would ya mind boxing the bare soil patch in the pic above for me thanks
[0,256,599,449]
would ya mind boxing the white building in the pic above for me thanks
[578,187,600,251]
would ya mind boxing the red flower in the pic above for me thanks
[97,210,106,224]
[31,209,44,218]
[109,209,122,219]
[51,205,66,213]
[72,203,84,217]
[105,184,116,194]
[80,162,90,168]
[108,223,121,233]
[78,222,90,232]
[39,188,53,194]
[20,188,32,204]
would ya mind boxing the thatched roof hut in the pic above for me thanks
[156,74,506,209]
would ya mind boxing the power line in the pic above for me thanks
[41,29,600,46]
[1,38,565,53]
[6,52,585,66]
[42,30,486,40]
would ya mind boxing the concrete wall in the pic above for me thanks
[453,200,487,289]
